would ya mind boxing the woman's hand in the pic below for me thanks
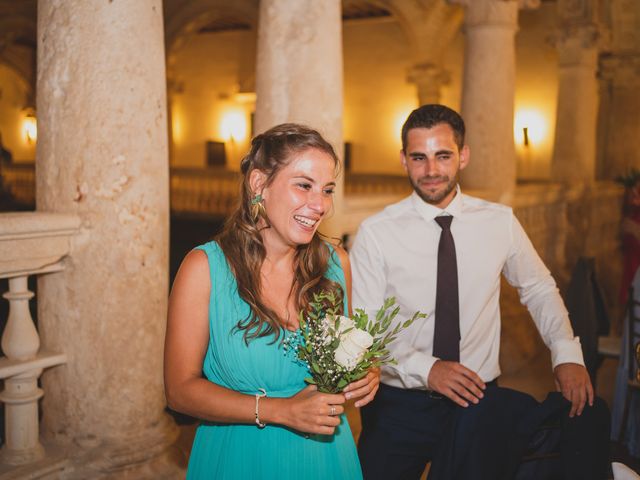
[343,367,380,408]
[277,385,345,435]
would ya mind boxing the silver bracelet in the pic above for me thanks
[255,388,267,428]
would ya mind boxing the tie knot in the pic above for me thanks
[435,216,453,230]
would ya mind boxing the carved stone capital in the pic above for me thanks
[556,0,604,44]
[406,63,450,104]
[599,54,640,87]
[406,63,450,87]
[553,23,601,51]
[558,0,596,24]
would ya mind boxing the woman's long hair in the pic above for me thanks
[217,123,344,343]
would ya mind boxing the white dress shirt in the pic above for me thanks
[350,187,584,389]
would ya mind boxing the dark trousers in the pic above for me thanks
[358,383,610,480]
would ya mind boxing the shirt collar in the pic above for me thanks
[410,184,463,223]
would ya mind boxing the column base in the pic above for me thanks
[0,442,45,467]
[69,415,182,478]
[0,443,69,480]
[1,415,183,479]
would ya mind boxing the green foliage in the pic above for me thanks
[297,291,426,394]
[615,168,640,188]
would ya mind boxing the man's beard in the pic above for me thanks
[409,174,458,205]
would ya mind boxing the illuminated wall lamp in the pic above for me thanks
[23,113,37,144]
[221,112,247,143]
[514,110,546,149]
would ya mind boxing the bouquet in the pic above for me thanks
[291,290,426,394]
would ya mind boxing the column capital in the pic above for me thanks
[599,54,640,87]
[406,63,450,105]
[554,0,604,48]
[448,0,540,27]
[553,23,601,49]
[557,0,598,25]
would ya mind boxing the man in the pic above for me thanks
[350,105,609,479]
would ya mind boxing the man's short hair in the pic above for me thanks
[401,104,466,152]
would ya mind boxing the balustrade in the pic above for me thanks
[0,212,79,473]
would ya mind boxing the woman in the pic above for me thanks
[164,123,379,479]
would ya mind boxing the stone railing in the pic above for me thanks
[344,173,411,196]
[0,212,79,474]
[1,166,411,217]
[170,167,241,217]
[1,163,36,207]
[169,169,414,218]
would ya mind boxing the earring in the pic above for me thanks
[251,193,265,222]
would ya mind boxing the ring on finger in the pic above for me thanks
[330,405,336,416]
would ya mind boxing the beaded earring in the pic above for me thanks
[250,193,266,222]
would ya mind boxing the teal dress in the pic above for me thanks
[186,241,363,480]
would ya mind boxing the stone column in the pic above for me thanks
[598,56,640,179]
[406,63,450,105]
[451,0,539,204]
[551,0,601,184]
[254,0,345,239]
[36,0,178,475]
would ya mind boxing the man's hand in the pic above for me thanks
[427,360,486,407]
[553,363,594,417]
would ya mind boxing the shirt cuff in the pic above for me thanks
[382,349,439,390]
[549,336,585,368]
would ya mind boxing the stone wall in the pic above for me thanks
[501,181,624,375]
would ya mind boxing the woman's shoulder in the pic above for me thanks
[179,247,210,275]
[193,239,221,255]
[182,240,223,279]
[171,247,211,299]
[323,241,350,272]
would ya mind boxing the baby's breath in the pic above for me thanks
[294,292,426,393]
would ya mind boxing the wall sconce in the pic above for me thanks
[23,112,37,144]
[221,111,247,143]
[514,109,546,148]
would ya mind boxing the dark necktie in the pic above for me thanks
[433,216,460,362]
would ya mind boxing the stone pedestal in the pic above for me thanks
[35,0,178,475]
[254,0,345,239]
[406,63,450,105]
[452,0,539,204]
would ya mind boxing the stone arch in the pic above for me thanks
[0,11,37,105]
[165,0,258,85]
[343,0,417,55]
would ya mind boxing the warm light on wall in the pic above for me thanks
[394,107,415,146]
[221,111,247,142]
[23,113,37,144]
[514,109,547,147]
[172,109,184,145]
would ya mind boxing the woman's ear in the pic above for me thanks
[249,169,267,196]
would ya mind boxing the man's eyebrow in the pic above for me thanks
[408,149,454,157]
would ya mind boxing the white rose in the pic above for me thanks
[334,315,355,333]
[334,327,374,371]
[321,315,355,344]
